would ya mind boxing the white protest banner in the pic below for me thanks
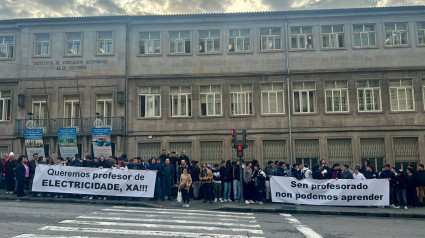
[271,176,389,206]
[32,165,156,198]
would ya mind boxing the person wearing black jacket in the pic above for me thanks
[158,150,168,165]
[406,168,417,207]
[5,153,16,193]
[15,155,28,197]
[360,160,370,174]
[81,155,96,167]
[70,156,82,167]
[253,164,266,205]
[364,165,378,179]
[395,169,408,209]
[222,160,233,202]
[380,164,397,208]
[178,151,191,168]
[191,161,201,200]
[415,164,425,207]
[233,160,241,202]
[97,156,111,168]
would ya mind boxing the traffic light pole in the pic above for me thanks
[238,155,245,206]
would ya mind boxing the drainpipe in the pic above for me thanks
[284,20,293,165]
[124,18,130,155]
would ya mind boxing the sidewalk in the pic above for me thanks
[1,189,424,219]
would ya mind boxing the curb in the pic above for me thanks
[0,196,156,208]
[2,195,424,219]
[214,207,425,219]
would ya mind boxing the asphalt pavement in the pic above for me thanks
[1,200,424,238]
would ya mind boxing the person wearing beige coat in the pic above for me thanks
[179,167,192,207]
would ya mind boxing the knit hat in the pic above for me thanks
[9,152,14,157]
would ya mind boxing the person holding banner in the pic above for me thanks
[147,157,161,203]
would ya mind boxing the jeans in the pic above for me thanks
[213,182,222,199]
[162,177,172,199]
[396,188,407,207]
[233,180,240,201]
[192,181,201,199]
[201,183,212,201]
[154,178,161,201]
[265,180,271,200]
[182,189,190,204]
[223,182,231,200]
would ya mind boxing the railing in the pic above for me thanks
[14,117,125,136]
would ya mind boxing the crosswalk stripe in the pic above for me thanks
[39,226,266,238]
[88,212,258,223]
[112,206,254,215]
[59,220,263,234]
[281,214,323,238]
[77,215,260,227]
[102,208,255,219]
[14,235,99,238]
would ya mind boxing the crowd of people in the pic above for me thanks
[1,150,425,209]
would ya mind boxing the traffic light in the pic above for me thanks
[231,129,237,149]
[237,145,243,157]
[242,129,248,149]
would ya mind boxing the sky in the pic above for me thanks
[0,0,424,19]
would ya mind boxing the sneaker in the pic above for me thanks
[89,196,93,200]
[249,200,255,204]
[257,201,263,205]
[37,193,42,197]
[182,203,186,208]
[391,204,397,208]
[103,197,107,200]
[54,195,59,198]
[60,195,63,198]
[404,206,408,209]
[394,206,400,209]
[186,204,190,208]
[245,200,250,205]
[83,196,89,199]
[214,198,218,203]
[219,198,224,203]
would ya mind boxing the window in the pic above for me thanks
[263,140,287,165]
[0,91,11,121]
[360,138,385,172]
[169,31,190,54]
[293,82,316,113]
[170,86,191,117]
[139,32,160,55]
[230,84,253,115]
[229,29,251,52]
[325,81,349,112]
[327,138,353,167]
[260,28,282,51]
[139,87,161,118]
[321,25,344,48]
[417,22,425,45]
[34,33,50,56]
[199,30,220,53]
[96,31,113,54]
[0,36,14,59]
[261,83,284,114]
[394,137,419,170]
[64,95,80,127]
[65,32,81,55]
[389,79,414,111]
[357,80,381,112]
[200,85,222,116]
[385,22,409,46]
[290,26,313,49]
[295,139,319,168]
[201,141,223,166]
[353,24,376,48]
[32,96,48,128]
[96,94,113,126]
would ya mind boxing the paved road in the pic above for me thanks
[0,201,423,238]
